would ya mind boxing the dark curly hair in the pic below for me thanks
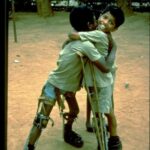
[69,5,95,31]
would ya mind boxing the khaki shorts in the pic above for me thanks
[90,85,113,114]
[40,81,67,105]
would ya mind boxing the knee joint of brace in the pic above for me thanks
[63,112,78,121]
[33,113,49,129]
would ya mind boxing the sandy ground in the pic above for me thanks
[8,11,149,150]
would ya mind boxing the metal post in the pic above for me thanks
[11,0,17,42]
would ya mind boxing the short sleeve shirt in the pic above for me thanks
[79,30,109,57]
[79,30,113,87]
[48,40,102,92]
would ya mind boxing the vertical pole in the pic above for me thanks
[12,0,17,42]
[76,51,105,150]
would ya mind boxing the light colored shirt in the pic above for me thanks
[79,30,113,87]
[48,40,102,92]
[79,30,109,57]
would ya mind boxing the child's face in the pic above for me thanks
[97,12,116,33]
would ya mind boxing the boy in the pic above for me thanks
[24,6,115,150]
[69,5,125,150]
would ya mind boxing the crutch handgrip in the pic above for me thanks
[76,51,84,57]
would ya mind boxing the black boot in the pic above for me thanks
[63,124,84,148]
[108,136,122,150]
[24,144,35,150]
[97,143,101,150]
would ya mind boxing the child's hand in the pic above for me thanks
[62,39,71,49]
[68,32,80,40]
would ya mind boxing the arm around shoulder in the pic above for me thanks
[81,41,110,73]
[68,32,81,40]
[93,59,110,73]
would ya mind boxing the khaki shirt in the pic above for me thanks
[48,40,102,92]
[79,30,113,87]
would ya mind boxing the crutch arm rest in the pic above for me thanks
[76,51,110,73]
[76,51,84,57]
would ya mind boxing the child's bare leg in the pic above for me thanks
[105,110,117,136]
[86,95,94,132]
[63,92,84,148]
[105,110,122,150]
[86,95,91,124]
[86,87,95,132]
[24,100,54,150]
[64,92,79,127]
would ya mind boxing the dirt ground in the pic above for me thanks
[8,11,149,150]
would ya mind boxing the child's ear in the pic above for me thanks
[87,22,92,29]
[87,22,96,30]
[112,27,118,32]
[87,22,94,30]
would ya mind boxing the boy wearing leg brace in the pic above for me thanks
[69,5,125,150]
[24,6,114,150]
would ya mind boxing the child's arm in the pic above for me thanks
[105,39,117,67]
[95,37,117,70]
[62,32,82,49]
[69,30,107,43]
[107,32,113,52]
[62,38,72,49]
[68,32,81,40]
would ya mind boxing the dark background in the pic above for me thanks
[0,0,8,150]
[9,0,150,12]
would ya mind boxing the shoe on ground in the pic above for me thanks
[97,143,101,150]
[64,124,84,148]
[86,122,94,133]
[86,126,94,132]
[108,136,122,150]
[24,143,35,150]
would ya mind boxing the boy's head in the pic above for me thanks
[97,5,125,33]
[69,6,97,32]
